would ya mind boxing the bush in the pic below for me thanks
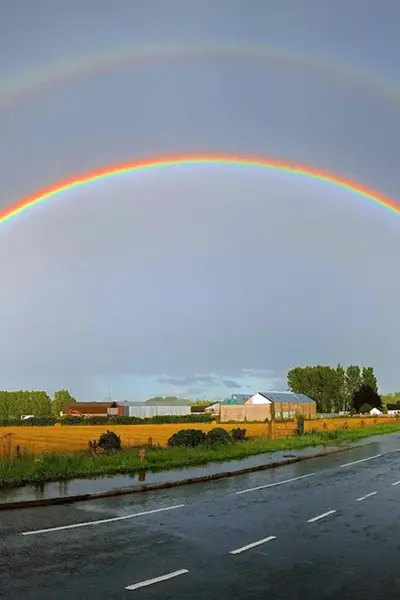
[206,427,232,445]
[231,427,247,441]
[167,429,207,448]
[0,417,57,427]
[97,430,122,453]
[60,414,213,426]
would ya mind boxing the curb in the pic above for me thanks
[0,445,352,511]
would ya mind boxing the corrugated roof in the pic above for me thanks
[117,400,191,407]
[222,394,251,405]
[259,392,314,404]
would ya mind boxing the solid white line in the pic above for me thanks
[125,569,189,591]
[356,491,377,502]
[340,453,383,468]
[230,536,277,555]
[20,504,185,536]
[307,510,336,523]
[236,472,315,495]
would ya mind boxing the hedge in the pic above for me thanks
[0,414,213,427]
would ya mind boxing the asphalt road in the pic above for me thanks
[2,434,400,599]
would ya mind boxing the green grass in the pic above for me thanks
[1,423,400,489]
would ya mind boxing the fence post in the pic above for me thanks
[267,419,274,440]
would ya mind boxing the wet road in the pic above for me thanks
[1,434,400,599]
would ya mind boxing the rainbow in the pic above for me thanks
[2,42,400,111]
[1,153,399,225]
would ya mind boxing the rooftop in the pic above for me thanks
[222,394,251,406]
[258,392,315,404]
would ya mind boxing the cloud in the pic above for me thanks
[157,374,244,389]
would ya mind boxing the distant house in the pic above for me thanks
[220,391,316,422]
[369,407,382,416]
[62,402,117,417]
[386,404,400,415]
[204,402,221,415]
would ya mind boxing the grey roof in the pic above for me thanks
[117,400,191,407]
[222,394,251,406]
[259,392,315,404]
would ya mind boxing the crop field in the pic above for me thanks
[0,423,268,456]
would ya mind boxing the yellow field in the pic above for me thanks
[0,423,268,455]
[1,416,398,457]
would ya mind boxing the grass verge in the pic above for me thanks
[1,423,400,489]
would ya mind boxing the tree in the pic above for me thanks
[346,366,362,405]
[288,364,381,414]
[52,389,76,417]
[381,390,400,407]
[335,364,347,412]
[352,384,383,413]
[361,367,378,394]
[287,365,343,413]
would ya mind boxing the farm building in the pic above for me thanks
[204,402,221,415]
[62,402,117,417]
[220,392,316,422]
[190,402,221,415]
[111,399,191,419]
[386,404,400,415]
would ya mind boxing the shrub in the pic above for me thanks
[60,414,212,426]
[231,427,247,441]
[167,429,207,447]
[206,427,232,445]
[97,430,122,453]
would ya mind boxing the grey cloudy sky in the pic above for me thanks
[1,0,400,400]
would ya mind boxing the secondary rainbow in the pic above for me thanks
[1,153,399,225]
[2,42,400,111]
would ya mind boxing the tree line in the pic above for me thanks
[0,389,76,420]
[287,364,380,413]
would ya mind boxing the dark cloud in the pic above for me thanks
[1,1,400,397]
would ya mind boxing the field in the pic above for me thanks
[0,423,268,456]
[0,417,398,457]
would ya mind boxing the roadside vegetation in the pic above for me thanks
[1,423,400,489]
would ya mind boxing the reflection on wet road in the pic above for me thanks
[1,433,400,599]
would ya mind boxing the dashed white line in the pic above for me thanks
[236,472,315,495]
[393,480,400,486]
[20,504,185,536]
[356,491,377,502]
[307,510,336,523]
[340,449,400,469]
[340,453,383,468]
[125,569,189,591]
[230,536,277,555]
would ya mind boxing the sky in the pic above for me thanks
[1,0,400,400]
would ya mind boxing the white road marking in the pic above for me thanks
[230,536,277,555]
[340,449,400,469]
[307,510,336,523]
[20,504,185,536]
[356,491,377,502]
[393,480,400,486]
[125,569,189,591]
[236,472,315,495]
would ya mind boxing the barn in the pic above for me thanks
[220,391,316,422]
[112,399,191,419]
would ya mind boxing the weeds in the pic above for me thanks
[1,423,400,488]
